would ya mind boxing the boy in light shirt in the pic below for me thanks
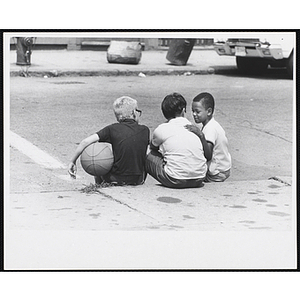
[146,92,207,188]
[185,92,231,182]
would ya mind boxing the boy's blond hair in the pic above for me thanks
[113,96,137,121]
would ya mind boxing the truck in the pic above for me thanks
[213,33,294,77]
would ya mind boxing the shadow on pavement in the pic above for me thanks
[212,65,292,80]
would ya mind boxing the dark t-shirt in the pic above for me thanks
[96,119,150,177]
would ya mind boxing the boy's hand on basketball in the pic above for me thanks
[185,124,204,138]
[68,162,77,179]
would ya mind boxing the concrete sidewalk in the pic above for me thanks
[8,177,293,231]
[8,144,294,232]
[8,149,293,232]
[9,49,237,77]
[6,171,295,269]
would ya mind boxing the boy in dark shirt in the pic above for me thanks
[68,96,150,185]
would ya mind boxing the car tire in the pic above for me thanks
[286,50,293,78]
[236,57,268,74]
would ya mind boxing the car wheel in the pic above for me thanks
[236,57,268,74]
[286,50,293,78]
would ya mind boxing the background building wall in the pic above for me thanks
[10,37,214,51]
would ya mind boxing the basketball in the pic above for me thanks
[80,142,114,177]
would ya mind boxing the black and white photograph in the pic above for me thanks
[3,30,297,272]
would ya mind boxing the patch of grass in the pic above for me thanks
[80,182,117,194]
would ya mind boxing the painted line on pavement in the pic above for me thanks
[10,131,67,169]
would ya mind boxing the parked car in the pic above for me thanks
[213,33,294,77]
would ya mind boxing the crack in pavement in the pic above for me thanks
[91,189,157,220]
[247,126,292,143]
[209,111,292,143]
[237,120,292,143]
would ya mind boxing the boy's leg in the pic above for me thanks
[145,150,166,183]
[102,172,118,185]
[145,150,179,187]
[94,176,103,184]
[95,172,145,186]
[145,150,204,188]
[95,171,116,185]
[205,169,230,182]
[102,171,145,186]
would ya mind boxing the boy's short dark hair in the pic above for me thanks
[193,92,215,114]
[161,92,187,119]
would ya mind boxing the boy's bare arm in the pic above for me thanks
[68,133,99,178]
[149,141,159,151]
[185,124,213,161]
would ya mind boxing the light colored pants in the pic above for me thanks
[145,150,204,189]
[205,169,231,182]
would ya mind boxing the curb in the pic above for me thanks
[10,67,238,78]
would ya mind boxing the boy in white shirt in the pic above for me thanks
[185,92,231,182]
[145,92,207,188]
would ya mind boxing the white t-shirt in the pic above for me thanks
[152,117,207,179]
[202,117,231,175]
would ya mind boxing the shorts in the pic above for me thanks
[145,150,204,189]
